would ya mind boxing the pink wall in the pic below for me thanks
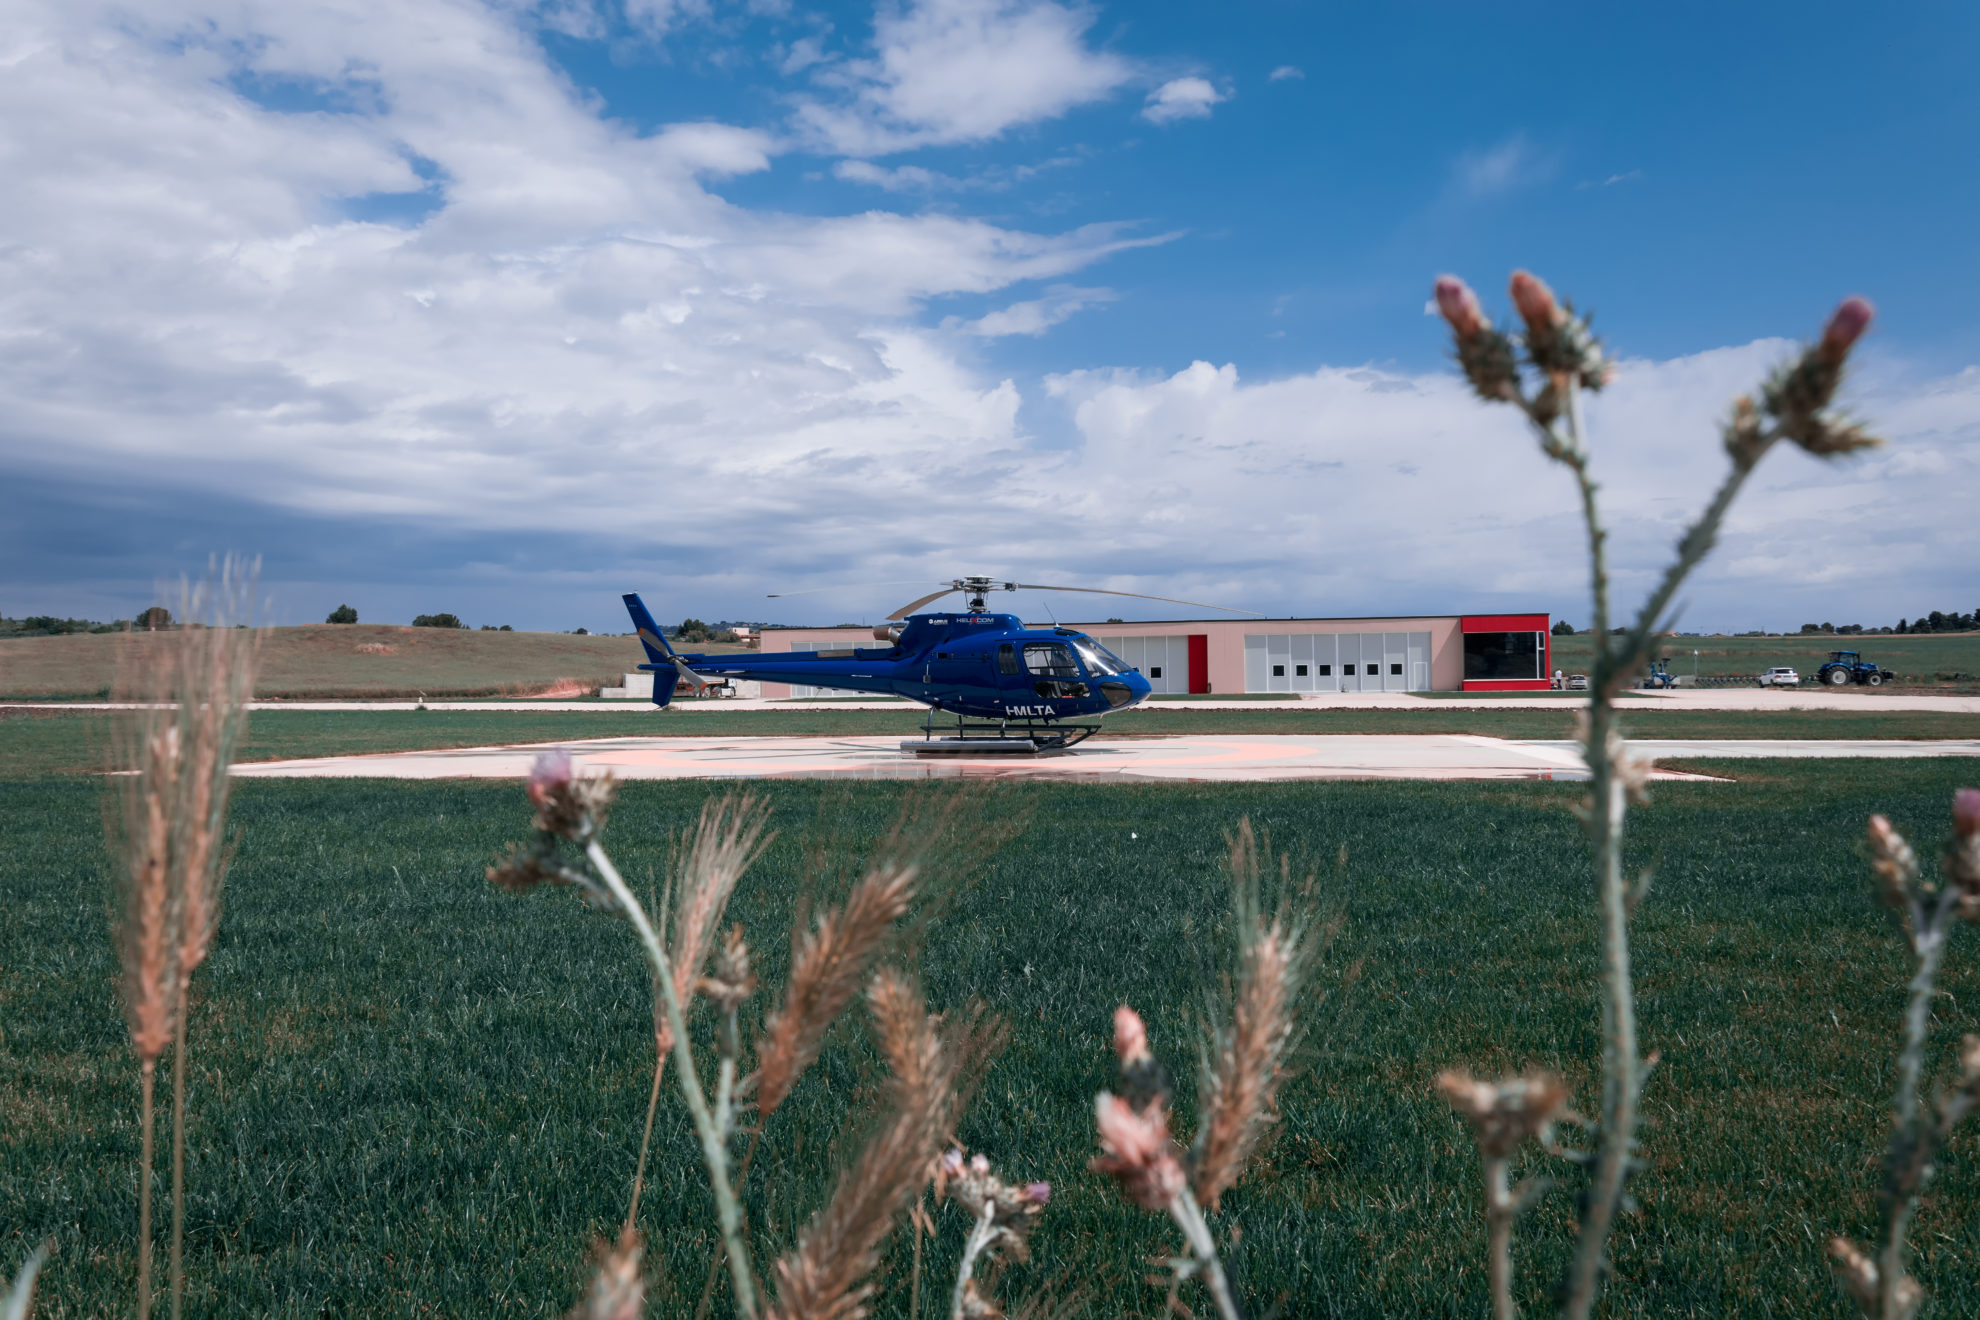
[758,615,1484,694]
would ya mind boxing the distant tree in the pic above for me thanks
[137,606,172,631]
[1897,618,1908,633]
[675,617,737,644]
[326,603,358,624]
[411,613,465,629]
[499,624,513,631]
[1800,623,1821,633]
[1551,619,1575,636]
[480,624,497,631]
[573,627,589,635]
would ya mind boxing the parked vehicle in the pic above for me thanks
[1816,651,1897,687]
[1640,659,1679,689]
[1757,667,1801,688]
[1566,674,1589,691]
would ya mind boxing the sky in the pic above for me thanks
[3,0,1977,633]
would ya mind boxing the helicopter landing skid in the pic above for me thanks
[902,714,1099,755]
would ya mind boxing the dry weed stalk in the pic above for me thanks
[491,766,979,1320]
[933,1147,1050,1320]
[567,1229,647,1320]
[4,1243,48,1320]
[1827,798,1980,1320]
[767,970,1001,1320]
[107,558,260,1320]
[1433,273,1880,1318]
[1092,823,1320,1320]
[1435,1071,1570,1320]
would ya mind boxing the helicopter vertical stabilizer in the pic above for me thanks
[622,592,688,707]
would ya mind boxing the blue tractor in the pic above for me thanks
[1816,650,1897,687]
[1639,659,1679,689]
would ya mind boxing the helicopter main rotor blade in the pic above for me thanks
[886,586,963,620]
[767,580,936,599]
[1010,584,1264,617]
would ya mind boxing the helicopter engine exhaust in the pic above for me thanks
[873,623,902,642]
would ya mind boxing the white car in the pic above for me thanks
[1758,667,1801,687]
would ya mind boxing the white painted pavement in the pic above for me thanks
[227,734,1980,784]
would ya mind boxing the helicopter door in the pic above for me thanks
[1021,641,1088,700]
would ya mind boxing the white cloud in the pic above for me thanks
[3,1,1975,630]
[950,284,1116,337]
[1452,132,1553,199]
[793,0,1134,156]
[1141,76,1224,125]
[1268,65,1302,81]
[833,159,961,191]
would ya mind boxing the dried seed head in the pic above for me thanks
[1865,814,1918,910]
[1435,1070,1568,1160]
[1091,1092,1186,1212]
[1112,1006,1149,1066]
[1434,275,1486,341]
[700,924,756,1013]
[1954,788,1980,839]
[1958,1034,1980,1089]
[1828,1235,1921,1319]
[486,842,563,893]
[567,1228,644,1320]
[1723,395,1773,470]
[1819,297,1875,365]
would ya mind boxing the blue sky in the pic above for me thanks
[4,0,1976,632]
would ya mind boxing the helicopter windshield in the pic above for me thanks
[1022,642,1081,678]
[1073,639,1129,677]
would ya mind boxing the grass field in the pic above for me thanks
[0,625,751,701]
[1549,631,1980,688]
[5,762,1980,1317]
[7,706,1980,778]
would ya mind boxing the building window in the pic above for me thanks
[1271,664,1285,677]
[1318,664,1331,676]
[1295,664,1307,676]
[1390,663,1402,675]
[1150,666,1163,679]
[1463,631,1543,680]
[1344,664,1356,676]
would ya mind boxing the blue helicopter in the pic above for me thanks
[623,577,1257,749]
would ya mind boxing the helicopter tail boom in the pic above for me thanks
[623,592,696,706]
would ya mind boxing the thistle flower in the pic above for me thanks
[1509,269,1612,392]
[1113,1006,1148,1065]
[1508,270,1561,334]
[1434,275,1487,340]
[527,750,617,842]
[567,1228,645,1320]
[1434,274,1521,404]
[1945,791,1980,920]
[1763,297,1882,456]
[1435,1070,1569,1160]
[1092,1092,1186,1212]
[1828,1236,1922,1320]
[1865,814,1919,910]
[1820,296,1876,364]
[938,1146,1051,1265]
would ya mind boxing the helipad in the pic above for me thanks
[228,734,1980,784]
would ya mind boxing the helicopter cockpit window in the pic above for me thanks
[997,643,1020,675]
[1072,639,1128,677]
[1022,643,1081,678]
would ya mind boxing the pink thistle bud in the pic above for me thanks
[1509,270,1562,331]
[1023,1182,1051,1204]
[1112,1005,1149,1066]
[969,1153,990,1175]
[527,748,573,808]
[1433,275,1486,341]
[941,1148,965,1176]
[1952,787,1980,838]
[1820,296,1875,362]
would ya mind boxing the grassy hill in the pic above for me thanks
[0,625,748,700]
[1549,630,1980,688]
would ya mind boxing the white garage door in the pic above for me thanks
[1094,635,1190,694]
[1245,632,1433,693]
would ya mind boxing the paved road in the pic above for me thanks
[227,734,1980,784]
[15,688,1980,714]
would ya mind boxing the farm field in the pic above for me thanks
[4,762,1978,1317]
[1549,630,1980,689]
[8,706,1980,777]
[0,625,753,701]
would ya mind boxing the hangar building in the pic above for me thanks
[757,613,1552,697]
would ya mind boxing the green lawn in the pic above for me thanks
[5,763,1979,1317]
[6,706,1980,778]
[1550,630,1980,689]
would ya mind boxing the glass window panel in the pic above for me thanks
[1462,631,1543,679]
[1023,643,1080,677]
